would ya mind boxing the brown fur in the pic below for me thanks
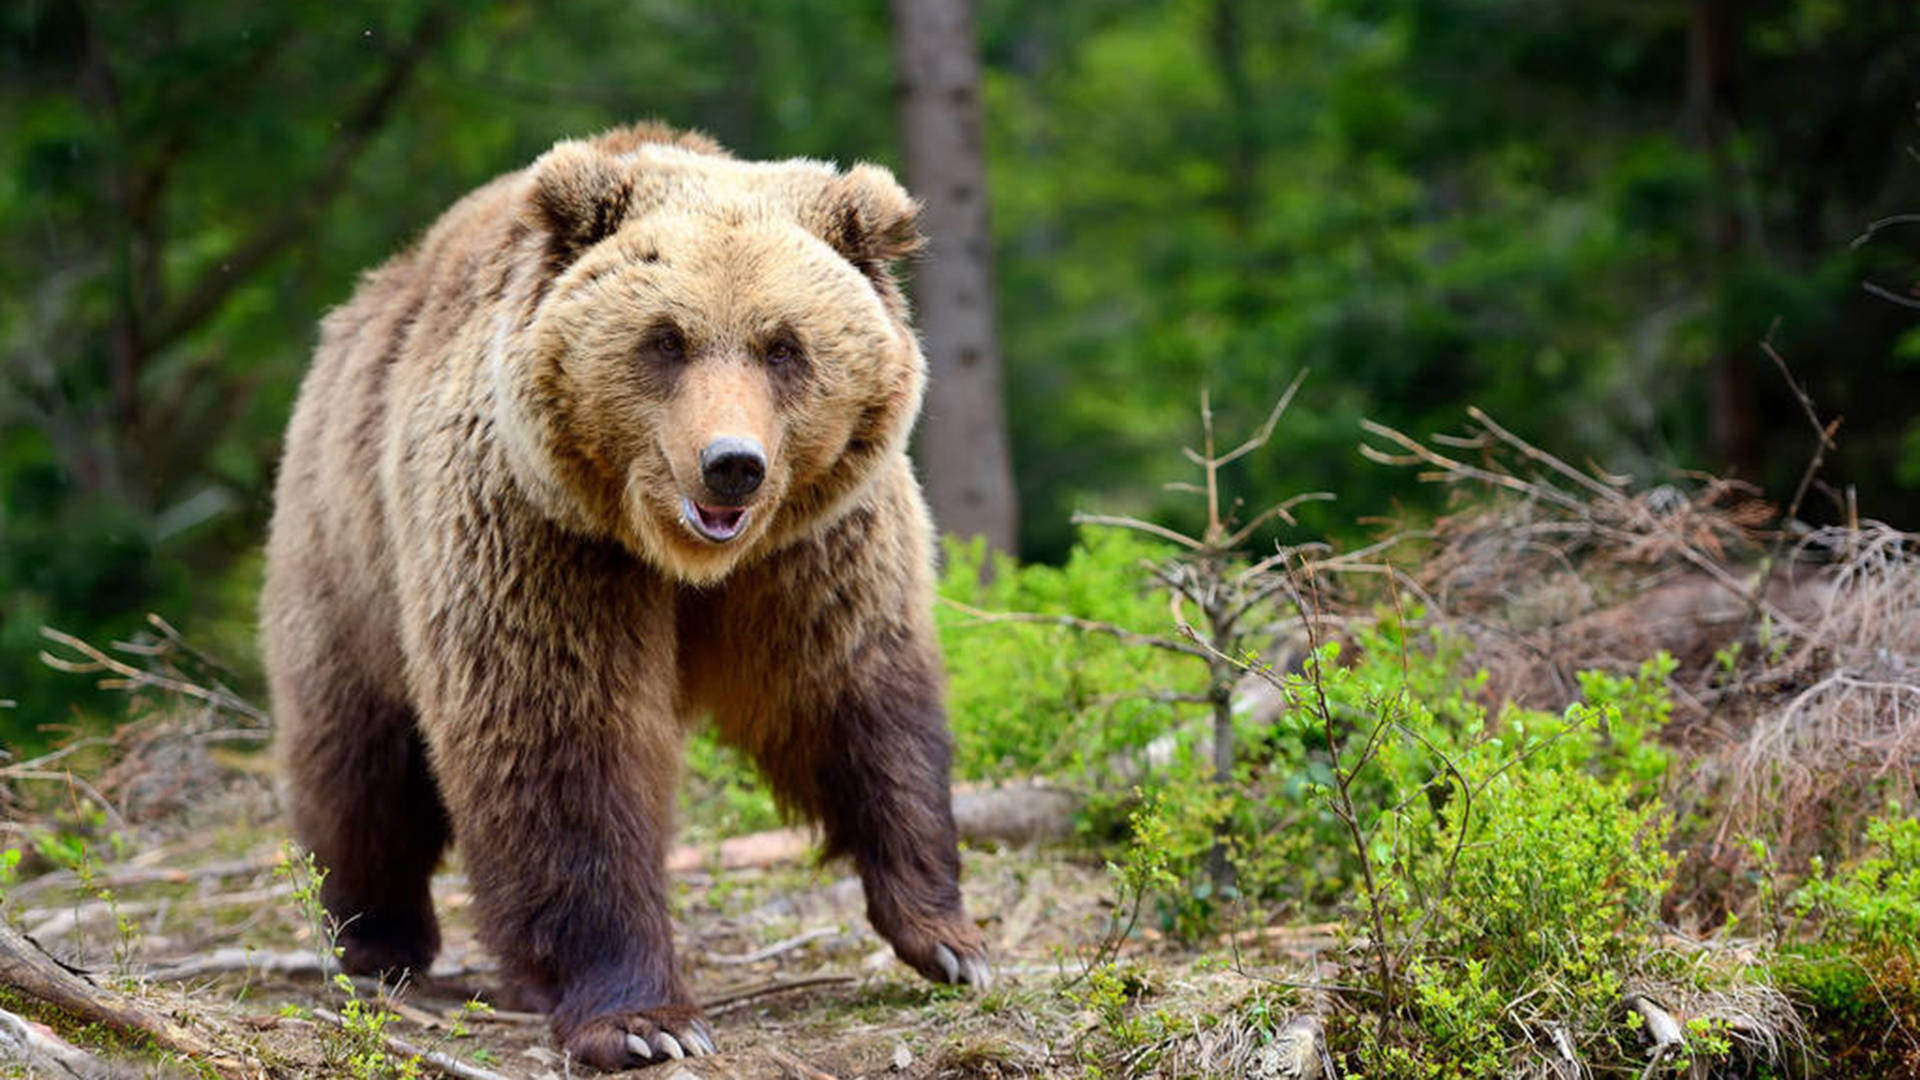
[261,122,984,1070]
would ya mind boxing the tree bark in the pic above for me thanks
[889,0,1020,554]
[1686,0,1757,477]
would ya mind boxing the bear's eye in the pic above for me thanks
[648,326,687,361]
[765,338,801,367]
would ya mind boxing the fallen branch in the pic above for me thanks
[703,974,859,1016]
[145,947,493,986]
[708,927,839,966]
[0,919,258,1077]
[12,853,283,904]
[0,1005,135,1079]
[667,781,1081,872]
[24,883,293,940]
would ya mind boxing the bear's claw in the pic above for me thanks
[569,1009,716,1070]
[933,942,993,990]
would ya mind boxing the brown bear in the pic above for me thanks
[260,121,988,1069]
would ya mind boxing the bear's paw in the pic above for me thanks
[885,913,993,991]
[565,1006,717,1071]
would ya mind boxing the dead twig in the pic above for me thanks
[703,973,860,1016]
[707,927,839,966]
[938,596,1208,659]
[768,1046,842,1080]
[38,625,268,727]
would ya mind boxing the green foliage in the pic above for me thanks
[327,995,422,1080]
[680,729,782,841]
[1042,598,1685,1073]
[937,529,1196,780]
[1794,811,1920,957]
[1359,769,1673,1077]
[1286,645,1678,1077]
[1102,618,1676,941]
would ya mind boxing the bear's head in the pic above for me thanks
[492,129,926,584]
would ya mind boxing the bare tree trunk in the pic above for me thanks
[889,0,1019,553]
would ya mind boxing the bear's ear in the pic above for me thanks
[818,164,924,279]
[525,140,635,268]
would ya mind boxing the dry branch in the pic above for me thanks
[0,919,258,1077]
[12,854,283,905]
[23,883,293,940]
[38,623,268,727]
[667,781,1082,872]
[0,1005,140,1079]
[938,596,1207,658]
[703,974,860,1017]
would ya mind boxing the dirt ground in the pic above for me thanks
[2,760,1319,1080]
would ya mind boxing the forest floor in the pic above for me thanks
[0,754,1313,1080]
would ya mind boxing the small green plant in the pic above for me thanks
[278,841,338,972]
[281,843,424,1079]
[1065,960,1182,1073]
[446,997,493,1039]
[328,990,421,1080]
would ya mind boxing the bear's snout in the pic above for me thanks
[698,436,766,503]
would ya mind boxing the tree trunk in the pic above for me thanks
[889,0,1019,554]
[1686,0,1757,477]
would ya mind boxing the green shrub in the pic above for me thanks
[936,528,1194,780]
[1795,811,1920,956]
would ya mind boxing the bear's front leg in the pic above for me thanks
[811,635,991,989]
[403,534,715,1070]
[699,606,990,990]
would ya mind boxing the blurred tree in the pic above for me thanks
[891,0,1019,552]
[978,0,1920,559]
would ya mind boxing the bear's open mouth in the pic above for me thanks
[681,497,750,543]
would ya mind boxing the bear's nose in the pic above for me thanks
[699,437,766,502]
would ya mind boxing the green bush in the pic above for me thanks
[1795,811,1920,956]
[936,528,1194,780]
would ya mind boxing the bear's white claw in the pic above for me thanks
[933,943,961,983]
[626,1033,653,1060]
[687,1026,717,1056]
[657,1032,685,1060]
[961,954,993,990]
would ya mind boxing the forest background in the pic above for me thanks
[3,0,1918,738]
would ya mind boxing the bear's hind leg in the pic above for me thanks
[277,667,449,977]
